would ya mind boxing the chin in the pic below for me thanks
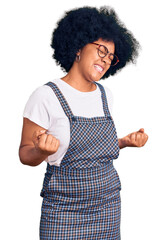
[90,75,102,82]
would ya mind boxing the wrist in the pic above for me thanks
[34,146,50,159]
[118,138,127,149]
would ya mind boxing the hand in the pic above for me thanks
[32,130,60,156]
[121,128,148,148]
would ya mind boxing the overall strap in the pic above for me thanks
[95,82,111,118]
[45,82,74,120]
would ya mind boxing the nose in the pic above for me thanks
[101,55,111,65]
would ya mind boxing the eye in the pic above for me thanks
[98,45,107,57]
[98,49,105,54]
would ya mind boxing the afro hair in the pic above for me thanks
[51,6,140,79]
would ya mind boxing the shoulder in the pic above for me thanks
[26,82,57,103]
[23,81,60,129]
[23,81,60,115]
[98,83,114,113]
[98,83,113,102]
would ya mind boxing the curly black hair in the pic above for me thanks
[51,6,140,79]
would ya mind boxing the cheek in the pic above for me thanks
[106,65,111,72]
[81,48,97,64]
[80,57,94,71]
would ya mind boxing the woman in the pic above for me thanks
[19,6,148,239]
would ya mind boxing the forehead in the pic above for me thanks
[96,38,115,52]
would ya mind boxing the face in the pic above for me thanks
[76,38,115,82]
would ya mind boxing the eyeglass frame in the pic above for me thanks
[90,42,119,66]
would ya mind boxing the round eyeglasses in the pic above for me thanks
[91,42,119,66]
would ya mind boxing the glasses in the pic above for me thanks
[91,42,119,66]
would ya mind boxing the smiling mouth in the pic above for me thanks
[94,64,104,73]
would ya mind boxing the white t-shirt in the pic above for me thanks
[23,78,114,166]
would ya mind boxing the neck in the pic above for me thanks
[61,63,97,92]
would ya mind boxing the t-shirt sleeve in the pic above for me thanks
[23,86,50,129]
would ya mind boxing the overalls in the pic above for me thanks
[39,81,121,239]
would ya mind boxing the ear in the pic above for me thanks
[76,49,81,56]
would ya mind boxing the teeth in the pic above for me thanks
[94,65,103,73]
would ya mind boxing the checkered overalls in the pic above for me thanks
[39,82,121,239]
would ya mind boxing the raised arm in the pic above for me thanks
[118,128,148,149]
[19,118,60,166]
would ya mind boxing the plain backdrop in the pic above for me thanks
[0,0,166,239]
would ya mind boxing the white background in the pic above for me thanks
[0,0,166,239]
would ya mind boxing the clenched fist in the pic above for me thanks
[119,128,148,149]
[32,130,60,156]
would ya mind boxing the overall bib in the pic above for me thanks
[40,81,121,239]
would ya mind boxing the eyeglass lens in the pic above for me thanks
[98,45,118,66]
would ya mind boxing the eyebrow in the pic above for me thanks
[92,42,115,54]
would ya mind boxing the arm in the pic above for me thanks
[118,128,148,149]
[19,118,60,167]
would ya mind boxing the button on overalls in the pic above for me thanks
[40,81,121,239]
